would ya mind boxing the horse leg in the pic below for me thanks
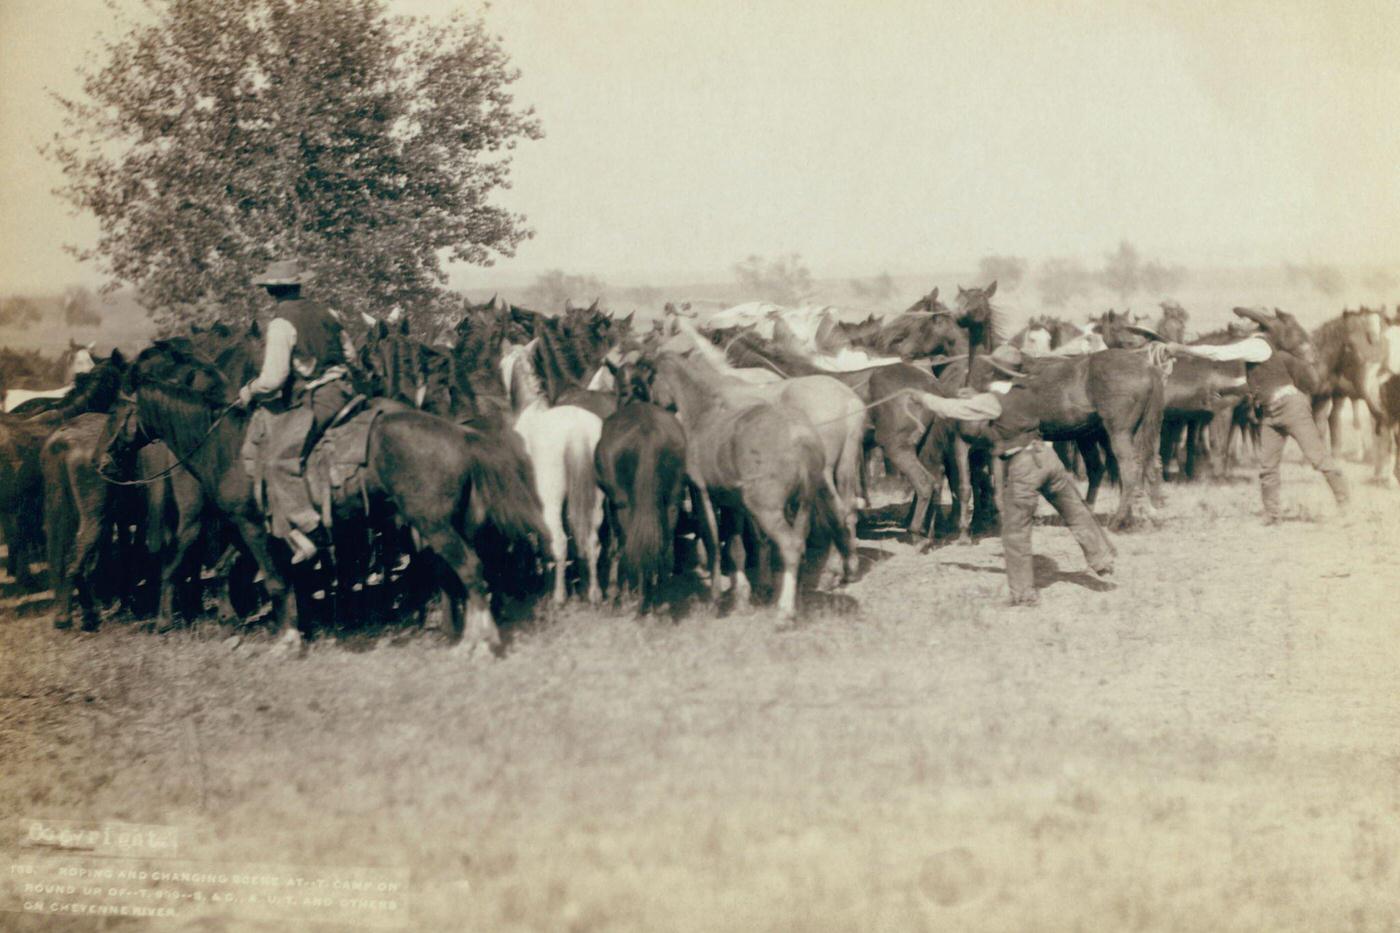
[584,494,605,607]
[725,515,752,612]
[690,481,723,605]
[1105,429,1141,531]
[536,473,569,607]
[232,516,300,653]
[749,504,806,625]
[954,436,974,545]
[1328,396,1346,460]
[1079,438,1104,506]
[417,522,498,658]
[158,505,203,628]
[832,428,862,577]
[887,441,936,542]
[1160,418,1182,481]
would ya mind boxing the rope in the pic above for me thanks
[97,403,238,487]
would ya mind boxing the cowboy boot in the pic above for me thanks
[1260,478,1282,526]
[1325,471,1350,512]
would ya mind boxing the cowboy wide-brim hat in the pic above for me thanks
[979,343,1027,378]
[251,259,315,287]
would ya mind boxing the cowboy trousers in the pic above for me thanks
[1257,390,1348,519]
[1000,443,1115,604]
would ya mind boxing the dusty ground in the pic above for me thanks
[2,456,1397,931]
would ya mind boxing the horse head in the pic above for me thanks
[1095,309,1161,349]
[953,282,1002,353]
[64,339,97,382]
[1156,304,1189,342]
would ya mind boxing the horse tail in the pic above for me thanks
[619,440,666,591]
[564,428,602,558]
[463,429,549,548]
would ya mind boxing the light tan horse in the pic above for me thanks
[661,319,866,579]
[651,353,843,621]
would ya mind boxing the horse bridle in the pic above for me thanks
[96,391,239,487]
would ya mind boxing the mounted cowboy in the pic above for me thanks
[1165,306,1349,524]
[237,258,357,564]
[914,345,1116,608]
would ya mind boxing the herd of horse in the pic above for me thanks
[2,288,1398,657]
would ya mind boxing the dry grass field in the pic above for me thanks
[2,455,1398,931]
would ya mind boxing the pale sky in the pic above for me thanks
[2,0,1398,294]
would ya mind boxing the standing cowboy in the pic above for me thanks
[915,368,1116,607]
[237,258,355,564]
[1165,307,1348,524]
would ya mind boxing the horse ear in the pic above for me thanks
[109,348,126,367]
[360,311,377,327]
[984,281,997,298]
[588,298,600,313]
[373,320,388,339]
[247,319,262,339]
[398,315,411,336]
[929,287,938,302]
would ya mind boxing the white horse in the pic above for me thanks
[500,340,606,605]
[2,340,96,412]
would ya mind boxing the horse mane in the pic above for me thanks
[725,331,819,378]
[134,375,225,457]
[673,317,743,376]
[60,354,125,415]
[502,341,548,409]
[533,323,588,403]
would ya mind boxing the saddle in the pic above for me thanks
[304,398,398,527]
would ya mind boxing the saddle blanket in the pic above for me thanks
[304,399,401,516]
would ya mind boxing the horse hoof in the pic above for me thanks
[80,618,100,634]
[269,630,304,657]
[53,616,72,631]
[453,638,498,663]
[956,535,973,547]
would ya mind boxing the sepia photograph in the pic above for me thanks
[2,0,1398,929]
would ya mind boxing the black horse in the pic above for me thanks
[99,341,547,656]
[594,357,687,615]
[0,351,127,587]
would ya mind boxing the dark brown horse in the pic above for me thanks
[939,290,1168,533]
[594,373,687,615]
[0,351,127,587]
[99,341,546,657]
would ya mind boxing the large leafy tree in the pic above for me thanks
[47,0,542,331]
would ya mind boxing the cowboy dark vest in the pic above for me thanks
[1243,335,1300,402]
[274,299,346,382]
[986,386,1042,455]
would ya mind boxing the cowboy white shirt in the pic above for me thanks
[1176,335,1272,363]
